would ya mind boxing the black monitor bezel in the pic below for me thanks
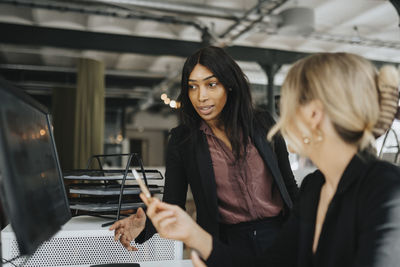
[0,77,71,255]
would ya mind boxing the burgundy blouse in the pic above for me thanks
[200,121,283,224]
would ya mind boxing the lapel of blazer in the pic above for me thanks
[253,129,293,208]
[194,130,218,216]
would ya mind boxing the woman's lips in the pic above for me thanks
[197,105,214,116]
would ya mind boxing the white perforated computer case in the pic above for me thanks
[1,215,183,267]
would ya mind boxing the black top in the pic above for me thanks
[207,152,400,267]
[136,111,298,243]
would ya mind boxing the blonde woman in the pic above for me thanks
[142,53,400,267]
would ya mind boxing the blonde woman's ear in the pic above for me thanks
[299,99,324,130]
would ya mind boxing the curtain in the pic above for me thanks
[73,58,105,169]
[52,58,105,170]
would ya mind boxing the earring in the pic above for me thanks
[316,129,323,142]
[303,136,311,144]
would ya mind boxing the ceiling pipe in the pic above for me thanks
[0,0,208,31]
[309,32,400,50]
[0,0,288,47]
[218,0,288,46]
[1,0,223,46]
[89,0,244,20]
[1,0,284,46]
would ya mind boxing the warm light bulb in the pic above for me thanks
[161,93,167,100]
[164,98,171,105]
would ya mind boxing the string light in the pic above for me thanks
[161,94,180,109]
[169,100,176,108]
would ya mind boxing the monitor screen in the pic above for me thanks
[0,78,71,255]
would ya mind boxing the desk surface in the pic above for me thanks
[75,260,193,267]
[138,260,193,267]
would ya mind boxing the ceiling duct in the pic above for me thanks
[0,0,209,32]
[218,0,288,46]
[390,0,400,27]
[277,7,314,36]
[91,0,243,20]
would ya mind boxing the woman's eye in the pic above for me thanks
[188,84,197,90]
[209,82,217,87]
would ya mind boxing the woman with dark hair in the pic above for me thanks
[110,46,298,256]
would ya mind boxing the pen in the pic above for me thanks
[132,169,151,200]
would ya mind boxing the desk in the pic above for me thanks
[140,260,192,267]
[75,260,193,267]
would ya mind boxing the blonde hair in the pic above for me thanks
[268,53,399,153]
[373,65,400,137]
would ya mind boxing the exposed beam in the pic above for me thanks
[0,22,310,65]
[14,81,149,99]
[0,68,163,89]
[0,23,397,66]
[0,64,166,79]
[0,22,202,57]
[228,46,309,65]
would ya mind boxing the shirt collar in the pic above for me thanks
[323,152,372,195]
[337,152,372,194]
[199,120,215,137]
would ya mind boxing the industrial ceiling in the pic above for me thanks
[0,0,399,111]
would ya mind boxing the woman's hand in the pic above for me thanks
[144,196,197,243]
[191,250,207,267]
[141,194,213,259]
[109,207,146,251]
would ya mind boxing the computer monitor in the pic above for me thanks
[0,78,71,256]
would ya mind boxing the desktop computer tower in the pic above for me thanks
[1,216,183,266]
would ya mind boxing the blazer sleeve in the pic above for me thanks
[272,130,299,204]
[353,165,400,267]
[135,127,189,243]
[261,111,299,204]
[162,128,189,209]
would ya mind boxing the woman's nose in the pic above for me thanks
[198,87,208,101]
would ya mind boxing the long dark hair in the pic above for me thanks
[178,46,255,161]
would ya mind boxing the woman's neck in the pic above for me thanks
[206,120,224,134]
[310,137,357,192]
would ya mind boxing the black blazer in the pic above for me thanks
[207,152,400,267]
[136,111,298,243]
